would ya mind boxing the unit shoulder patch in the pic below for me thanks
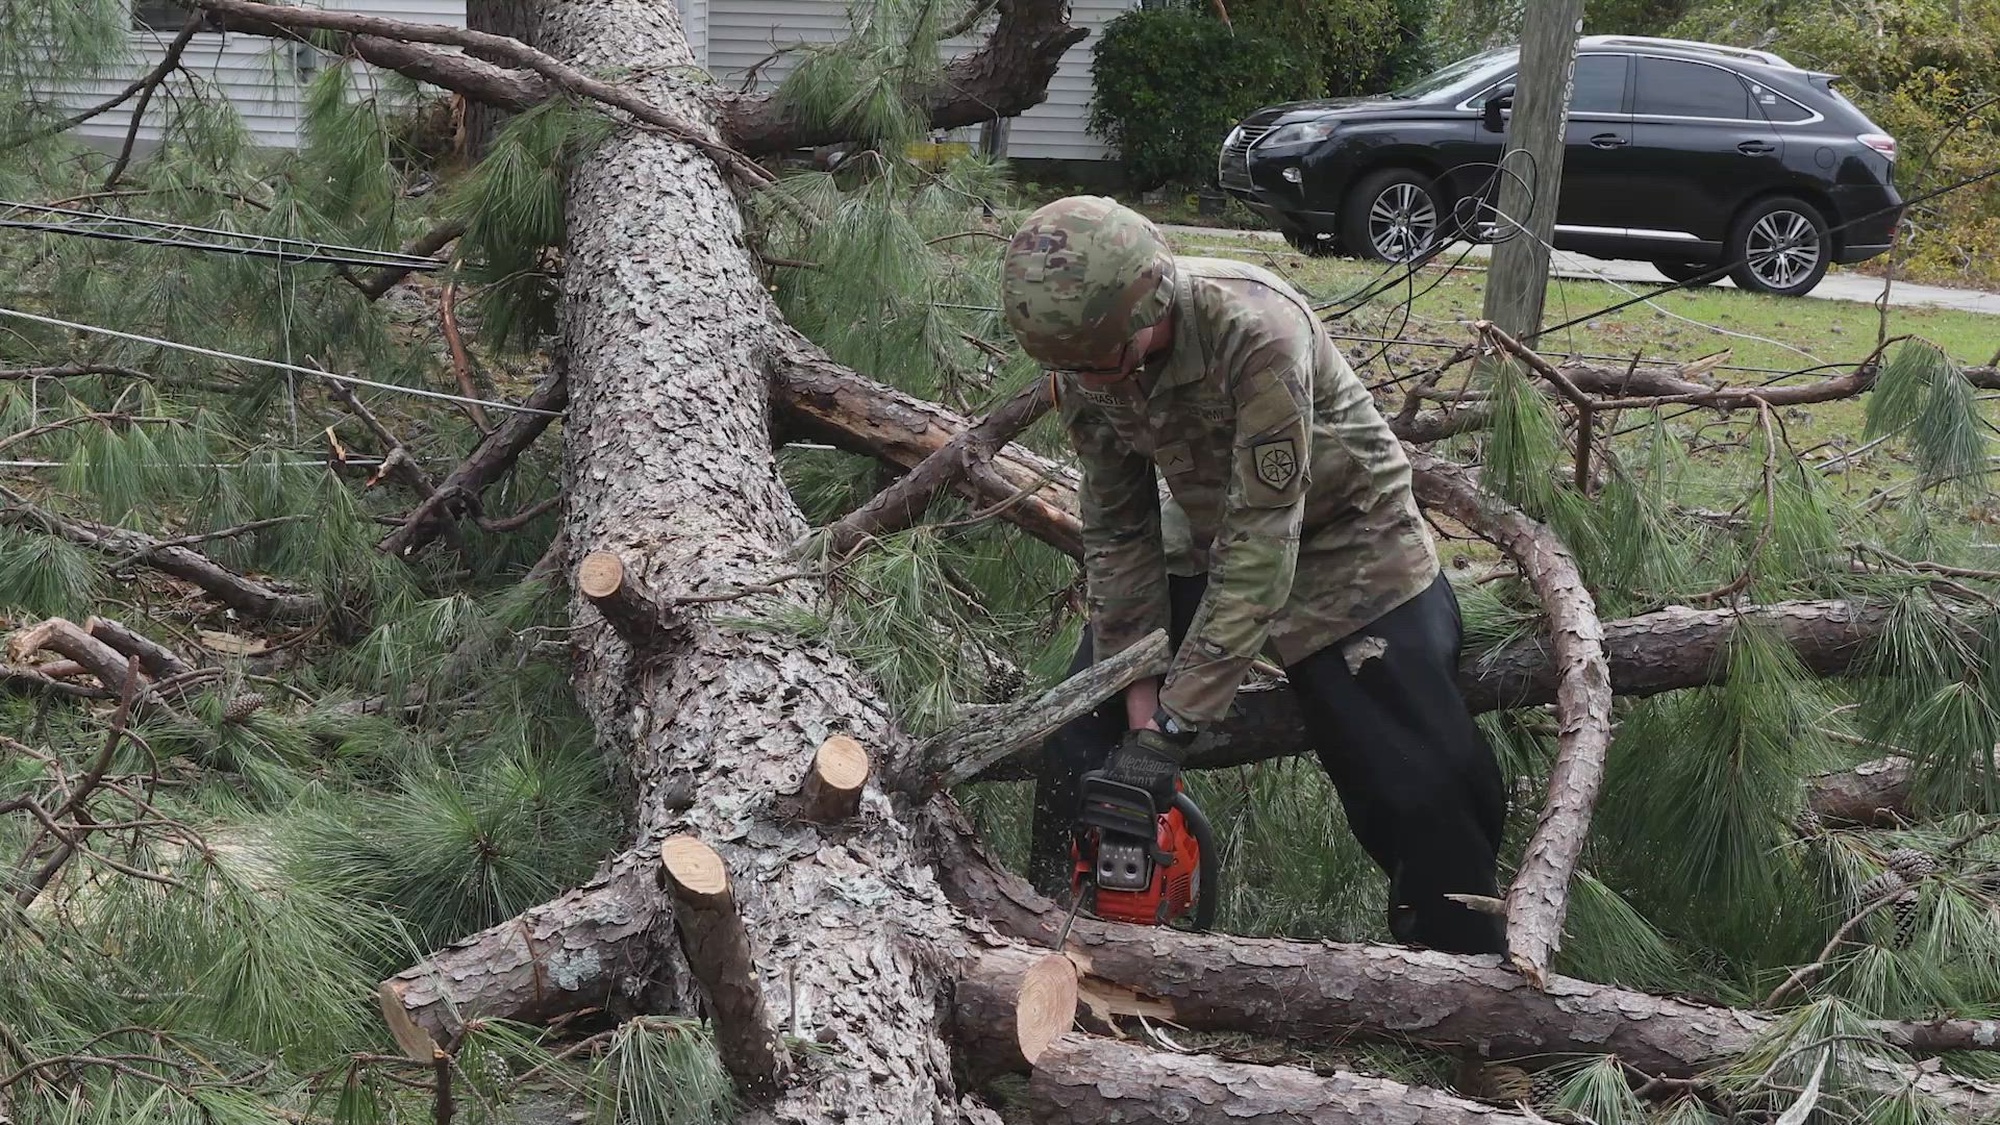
[1252,438,1300,490]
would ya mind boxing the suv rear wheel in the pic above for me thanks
[1342,168,1445,263]
[1727,197,1830,297]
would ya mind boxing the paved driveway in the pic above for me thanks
[1160,224,2000,316]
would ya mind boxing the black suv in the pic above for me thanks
[1217,35,1903,296]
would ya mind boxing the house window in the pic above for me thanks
[132,1,204,31]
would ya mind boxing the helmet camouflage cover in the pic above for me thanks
[1001,195,1176,368]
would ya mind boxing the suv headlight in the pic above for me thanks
[1260,121,1337,148]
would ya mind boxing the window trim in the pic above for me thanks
[129,1,221,35]
[1629,54,1824,126]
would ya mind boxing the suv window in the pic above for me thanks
[1746,79,1813,122]
[1571,54,1630,114]
[1635,56,1749,119]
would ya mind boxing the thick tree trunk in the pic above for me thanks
[1030,1037,1537,1125]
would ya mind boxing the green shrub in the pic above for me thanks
[1673,0,2000,285]
[1087,7,1312,190]
[1228,0,1438,96]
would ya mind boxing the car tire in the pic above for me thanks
[1726,197,1830,297]
[1283,226,1340,257]
[1341,168,1447,264]
[1653,260,1722,286]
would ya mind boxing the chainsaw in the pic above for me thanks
[1064,770,1219,933]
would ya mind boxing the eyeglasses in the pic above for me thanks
[1060,340,1137,383]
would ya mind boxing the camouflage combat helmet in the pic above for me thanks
[1000,195,1176,370]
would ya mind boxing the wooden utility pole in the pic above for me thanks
[1479,0,1587,340]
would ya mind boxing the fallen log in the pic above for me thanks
[933,812,2000,1117]
[1030,1035,1537,1125]
[1807,757,1919,828]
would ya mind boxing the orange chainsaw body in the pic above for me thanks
[1071,799,1205,926]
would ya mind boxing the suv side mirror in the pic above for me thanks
[1481,85,1516,133]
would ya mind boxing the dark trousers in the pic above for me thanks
[1027,571,1509,954]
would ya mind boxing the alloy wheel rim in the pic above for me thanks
[1368,183,1438,262]
[1746,209,1821,290]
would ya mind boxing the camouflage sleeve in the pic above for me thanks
[1060,381,1170,664]
[1156,295,1312,727]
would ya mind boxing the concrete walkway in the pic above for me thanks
[1158,224,2000,316]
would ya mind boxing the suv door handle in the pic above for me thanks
[1738,140,1778,155]
[1590,133,1628,149]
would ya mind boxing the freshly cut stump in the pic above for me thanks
[799,734,869,822]
[659,835,783,1096]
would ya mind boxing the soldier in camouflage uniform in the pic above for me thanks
[1001,195,1507,954]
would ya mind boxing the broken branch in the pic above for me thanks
[912,629,1170,791]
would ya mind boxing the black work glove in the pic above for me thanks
[1097,727,1185,810]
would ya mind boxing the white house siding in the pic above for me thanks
[55,0,466,151]
[997,0,1132,161]
[701,0,1135,159]
[56,0,1129,160]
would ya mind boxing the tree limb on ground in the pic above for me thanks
[1030,1035,1539,1125]
[378,368,569,557]
[0,488,322,622]
[1409,453,1612,986]
[933,813,2000,1119]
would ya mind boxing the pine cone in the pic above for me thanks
[1529,1068,1568,1104]
[1887,847,1938,880]
[1858,869,1920,949]
[223,692,266,724]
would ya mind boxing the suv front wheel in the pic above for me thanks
[1727,197,1830,297]
[1342,168,1446,263]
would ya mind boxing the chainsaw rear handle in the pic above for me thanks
[1172,790,1220,932]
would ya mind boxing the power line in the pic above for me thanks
[0,200,447,272]
[0,306,562,418]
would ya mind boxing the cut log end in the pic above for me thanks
[577,551,626,600]
[1015,953,1079,1066]
[952,944,1079,1088]
[661,834,731,902]
[377,979,440,1060]
[800,734,870,821]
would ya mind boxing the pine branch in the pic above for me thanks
[440,281,492,435]
[100,11,207,192]
[321,375,440,498]
[0,365,154,383]
[0,485,323,622]
[379,368,568,557]
[0,10,208,154]
[193,0,779,191]
[718,0,1087,153]
[823,375,1050,558]
[348,220,468,301]
[1408,454,1613,988]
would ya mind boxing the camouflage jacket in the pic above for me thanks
[1058,256,1439,726]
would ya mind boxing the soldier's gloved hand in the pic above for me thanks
[1099,727,1184,809]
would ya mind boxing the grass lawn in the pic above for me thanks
[1173,231,1996,473]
